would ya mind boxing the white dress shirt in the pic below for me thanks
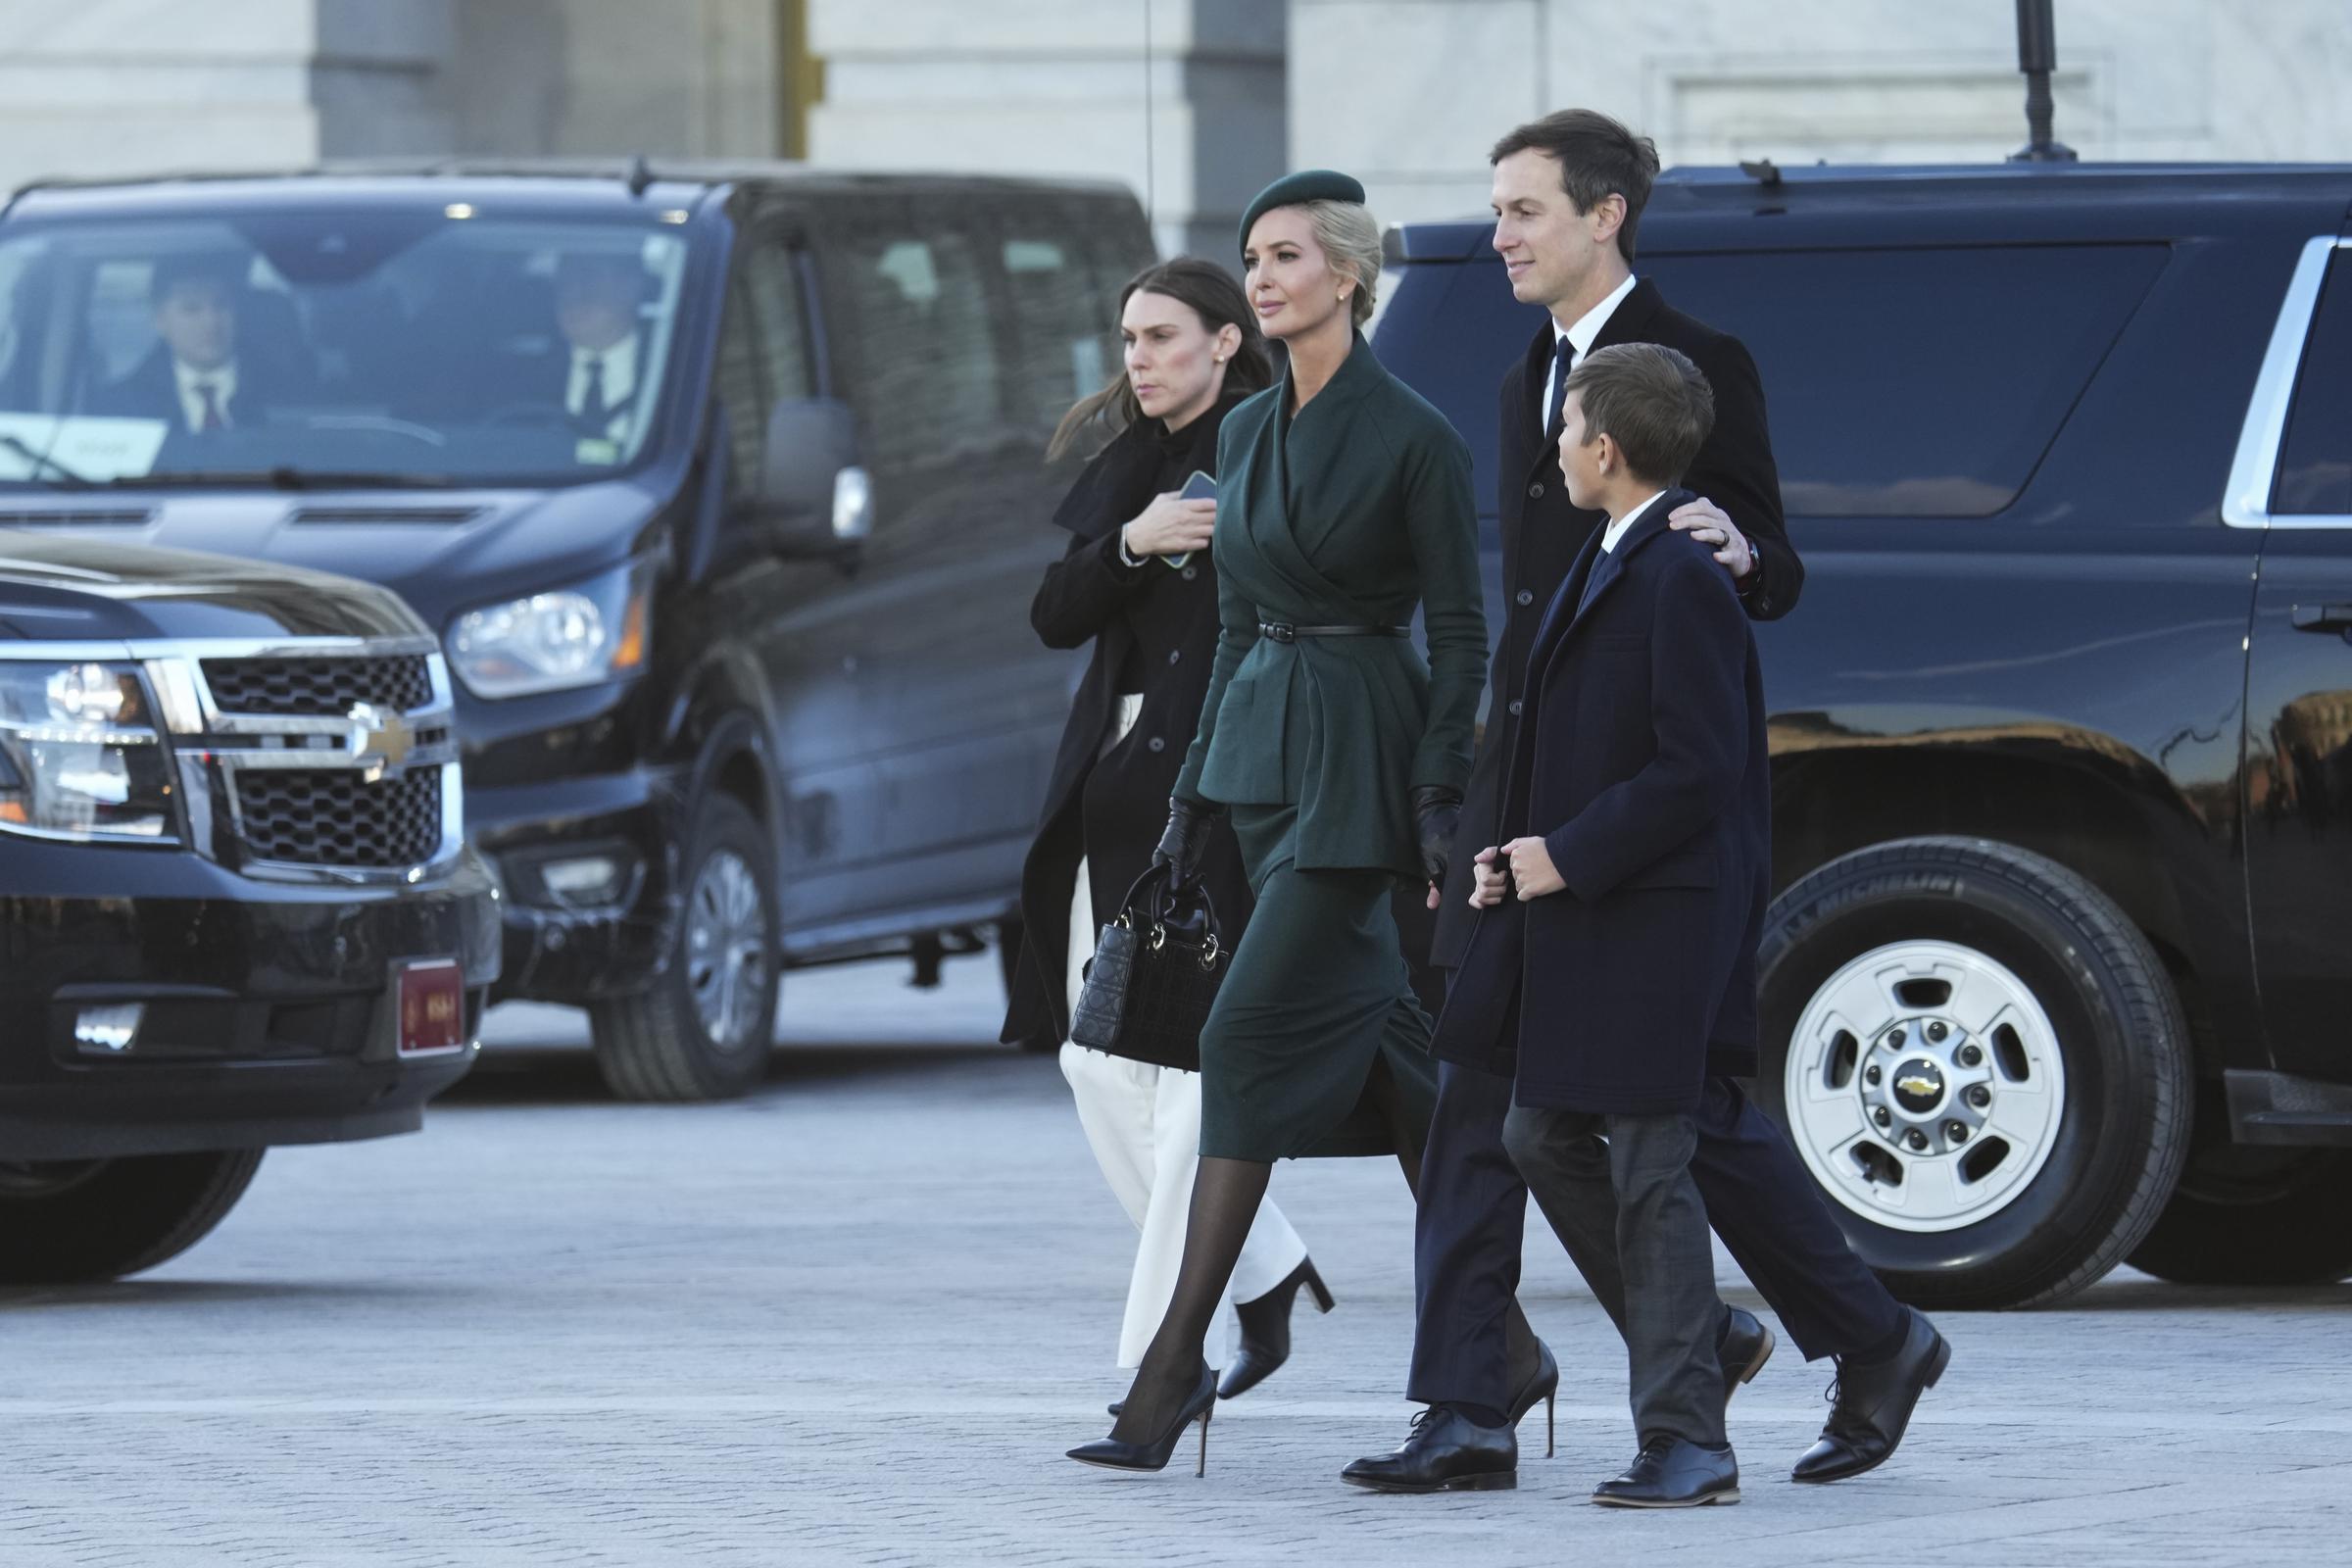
[566,332,640,437]
[173,359,239,431]
[1541,270,1641,428]
[1601,488,1669,555]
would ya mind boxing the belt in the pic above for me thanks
[1257,620,1410,643]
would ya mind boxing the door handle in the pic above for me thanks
[2289,604,2352,633]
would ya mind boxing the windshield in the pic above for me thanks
[0,205,698,488]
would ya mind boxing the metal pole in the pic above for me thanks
[2009,0,2079,163]
[1143,0,1157,237]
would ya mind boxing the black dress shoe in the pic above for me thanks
[1341,1407,1517,1494]
[1791,1307,1950,1484]
[1218,1258,1335,1398]
[1721,1305,1776,1401]
[1504,1338,1559,1458]
[1591,1436,1740,1508]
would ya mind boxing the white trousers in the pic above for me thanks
[1059,695,1308,1368]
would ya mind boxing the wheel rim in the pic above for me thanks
[685,848,769,1054]
[1784,939,2068,1234]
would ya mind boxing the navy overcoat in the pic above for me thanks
[1431,488,1770,1114]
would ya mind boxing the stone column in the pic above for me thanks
[0,0,324,194]
[807,0,1286,264]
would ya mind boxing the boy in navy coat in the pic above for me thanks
[1449,342,1763,1506]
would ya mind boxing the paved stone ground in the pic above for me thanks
[4,956,2348,1567]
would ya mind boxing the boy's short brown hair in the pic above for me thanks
[1562,342,1714,486]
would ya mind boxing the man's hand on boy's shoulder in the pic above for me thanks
[1669,495,1752,580]
[1501,837,1565,900]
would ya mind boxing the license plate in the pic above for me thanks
[397,958,466,1056]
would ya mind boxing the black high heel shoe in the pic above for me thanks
[1068,1362,1217,1476]
[1217,1258,1336,1399]
[1506,1339,1559,1459]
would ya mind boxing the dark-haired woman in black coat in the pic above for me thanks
[1004,259,1328,1397]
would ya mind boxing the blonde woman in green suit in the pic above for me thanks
[1069,172,1549,1477]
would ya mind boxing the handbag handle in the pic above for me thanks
[1114,862,1221,949]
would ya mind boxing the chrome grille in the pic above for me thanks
[203,654,433,716]
[233,767,444,868]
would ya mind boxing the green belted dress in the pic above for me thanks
[1175,332,1487,1160]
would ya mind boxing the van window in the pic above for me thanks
[999,227,1113,429]
[829,225,1004,468]
[713,240,815,496]
[2274,252,2352,515]
[0,212,695,487]
[1643,244,2168,516]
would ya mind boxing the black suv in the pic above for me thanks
[0,531,498,1284]
[1379,164,2352,1306]
[0,165,1154,1100]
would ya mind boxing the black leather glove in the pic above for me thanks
[1411,784,1463,888]
[1152,796,1220,889]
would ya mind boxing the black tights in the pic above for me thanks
[1107,1060,1544,1442]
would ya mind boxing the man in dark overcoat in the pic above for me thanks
[1348,109,1945,1496]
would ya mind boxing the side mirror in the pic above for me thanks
[751,397,872,556]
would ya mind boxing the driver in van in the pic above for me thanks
[93,255,281,435]
[551,252,650,443]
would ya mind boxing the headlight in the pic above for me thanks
[448,560,651,699]
[0,662,178,842]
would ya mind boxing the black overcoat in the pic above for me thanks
[1431,280,1800,974]
[1000,396,1253,1065]
[1430,490,1771,1113]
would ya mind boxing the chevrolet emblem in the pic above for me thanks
[1896,1075,1940,1099]
[347,702,416,781]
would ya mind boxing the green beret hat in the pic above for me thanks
[1238,169,1367,254]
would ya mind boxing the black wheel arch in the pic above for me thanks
[1769,735,2258,1074]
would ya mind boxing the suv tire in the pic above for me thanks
[2128,1146,2352,1286]
[590,793,778,1102]
[1758,837,2191,1308]
[0,1150,266,1284]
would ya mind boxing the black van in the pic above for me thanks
[1378,164,2352,1306]
[0,530,498,1283]
[0,165,1155,1100]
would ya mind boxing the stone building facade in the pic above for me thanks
[3,0,2346,248]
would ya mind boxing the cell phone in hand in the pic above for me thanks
[1167,469,1216,569]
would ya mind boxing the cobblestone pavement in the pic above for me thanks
[5,956,2348,1567]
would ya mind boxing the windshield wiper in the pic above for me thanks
[102,467,457,491]
[0,433,92,487]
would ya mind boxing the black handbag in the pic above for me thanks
[1069,864,1229,1063]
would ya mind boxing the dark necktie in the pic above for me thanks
[578,356,609,429]
[196,381,226,432]
[1542,335,1577,443]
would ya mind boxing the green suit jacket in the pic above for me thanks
[1174,332,1488,880]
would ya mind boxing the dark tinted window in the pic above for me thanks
[1642,245,2167,516]
[712,236,814,497]
[996,206,1117,432]
[2275,251,2352,515]
[826,216,1004,469]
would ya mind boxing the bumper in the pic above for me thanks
[0,841,501,1160]
[467,764,688,1004]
